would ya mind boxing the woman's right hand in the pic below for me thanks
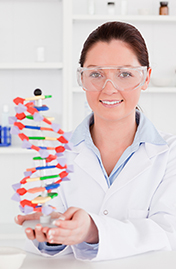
[15,212,62,242]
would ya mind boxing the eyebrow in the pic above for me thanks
[84,65,139,69]
[86,65,97,68]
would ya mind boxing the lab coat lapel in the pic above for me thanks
[72,142,169,196]
[107,143,169,196]
[74,144,108,192]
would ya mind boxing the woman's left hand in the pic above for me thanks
[43,207,99,245]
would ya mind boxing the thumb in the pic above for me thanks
[53,207,79,226]
[62,207,79,220]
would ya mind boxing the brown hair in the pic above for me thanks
[79,21,149,68]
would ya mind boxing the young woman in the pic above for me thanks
[15,21,176,261]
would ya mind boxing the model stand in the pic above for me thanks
[10,89,73,228]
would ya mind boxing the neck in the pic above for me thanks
[90,111,137,151]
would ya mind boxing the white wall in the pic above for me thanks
[0,152,34,223]
[71,0,176,134]
[0,0,63,224]
[0,0,176,133]
[1,0,176,224]
[0,0,63,129]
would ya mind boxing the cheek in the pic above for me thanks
[124,90,141,106]
[86,92,99,109]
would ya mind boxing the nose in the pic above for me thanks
[102,79,119,94]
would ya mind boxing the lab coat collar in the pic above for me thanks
[135,110,167,145]
[71,110,167,148]
[71,110,169,192]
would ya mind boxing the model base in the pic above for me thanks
[22,216,57,229]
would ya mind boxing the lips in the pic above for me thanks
[101,100,122,105]
[100,100,123,107]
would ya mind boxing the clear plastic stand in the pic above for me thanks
[22,215,57,229]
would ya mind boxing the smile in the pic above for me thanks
[100,100,123,105]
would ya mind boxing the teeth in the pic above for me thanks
[101,100,121,105]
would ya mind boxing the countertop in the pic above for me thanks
[1,238,176,269]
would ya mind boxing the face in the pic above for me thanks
[83,40,151,124]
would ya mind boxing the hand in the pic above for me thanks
[44,207,99,246]
[15,212,63,242]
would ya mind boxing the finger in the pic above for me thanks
[15,213,42,225]
[51,207,80,229]
[47,227,72,244]
[42,226,50,234]
[24,212,42,220]
[50,212,64,219]
[62,207,79,221]
[53,209,87,230]
[35,224,47,242]
[53,219,78,230]
[46,220,79,243]
[15,215,26,225]
[25,228,36,240]
[41,213,65,232]
[47,227,85,246]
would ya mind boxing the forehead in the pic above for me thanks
[84,40,140,67]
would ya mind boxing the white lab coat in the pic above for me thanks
[25,130,176,261]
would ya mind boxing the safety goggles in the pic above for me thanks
[77,66,147,92]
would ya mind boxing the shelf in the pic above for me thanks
[73,86,176,93]
[0,62,63,70]
[72,14,176,22]
[146,87,176,93]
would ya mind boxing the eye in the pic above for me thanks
[119,71,132,78]
[89,71,102,78]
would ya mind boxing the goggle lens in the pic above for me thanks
[77,66,147,92]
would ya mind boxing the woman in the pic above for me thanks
[15,21,176,261]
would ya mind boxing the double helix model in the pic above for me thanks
[10,89,73,226]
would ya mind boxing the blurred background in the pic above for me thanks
[0,0,176,226]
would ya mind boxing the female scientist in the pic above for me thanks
[15,21,176,261]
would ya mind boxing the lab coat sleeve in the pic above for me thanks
[73,138,176,261]
[24,238,73,257]
[37,241,98,258]
[72,242,99,260]
[85,211,172,261]
[38,242,66,255]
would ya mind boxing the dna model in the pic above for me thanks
[10,89,73,227]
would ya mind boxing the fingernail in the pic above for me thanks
[58,216,65,221]
[48,230,55,236]
[52,220,59,226]
[15,216,18,222]
[48,235,54,240]
[52,216,65,226]
[36,225,42,230]
[25,229,31,234]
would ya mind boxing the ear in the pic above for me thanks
[141,67,152,91]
